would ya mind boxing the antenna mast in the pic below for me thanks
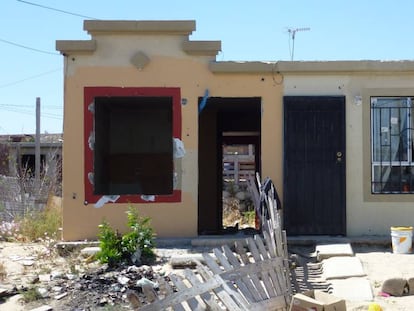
[287,27,310,61]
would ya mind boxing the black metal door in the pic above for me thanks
[284,96,346,235]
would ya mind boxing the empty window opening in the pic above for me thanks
[20,154,45,177]
[94,96,173,195]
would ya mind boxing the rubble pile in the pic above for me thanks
[30,263,168,310]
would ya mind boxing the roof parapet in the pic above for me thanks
[209,60,414,74]
[83,20,196,36]
[182,40,221,56]
[56,40,96,55]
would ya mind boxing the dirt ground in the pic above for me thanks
[0,241,414,310]
[350,245,414,311]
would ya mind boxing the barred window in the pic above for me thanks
[371,97,414,193]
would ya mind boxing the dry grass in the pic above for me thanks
[0,262,6,281]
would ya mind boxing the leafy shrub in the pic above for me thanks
[96,220,122,266]
[97,206,156,266]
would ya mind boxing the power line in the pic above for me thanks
[0,38,59,55]
[0,106,62,120]
[0,68,61,89]
[0,104,62,109]
[17,0,99,20]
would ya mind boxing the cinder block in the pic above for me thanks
[381,278,407,297]
[407,277,414,295]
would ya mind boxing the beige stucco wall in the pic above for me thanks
[59,20,414,240]
[60,29,283,240]
[283,73,414,236]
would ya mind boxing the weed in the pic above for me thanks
[20,286,43,303]
[0,262,6,281]
[96,206,155,266]
[0,220,20,241]
[96,220,122,266]
[242,210,256,226]
[18,203,62,242]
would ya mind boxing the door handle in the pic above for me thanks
[336,151,343,163]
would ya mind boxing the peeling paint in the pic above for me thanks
[173,138,185,159]
[88,132,95,150]
[94,195,120,208]
[141,195,155,202]
[88,172,94,185]
[88,102,95,113]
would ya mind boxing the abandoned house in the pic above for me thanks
[56,20,414,240]
[0,133,62,220]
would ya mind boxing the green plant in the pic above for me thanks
[242,210,256,226]
[96,220,122,266]
[96,206,156,266]
[122,207,155,260]
[20,286,43,303]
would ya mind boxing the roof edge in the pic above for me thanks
[84,20,196,35]
[56,40,96,54]
[182,40,221,56]
[210,60,414,74]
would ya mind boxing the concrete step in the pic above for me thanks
[316,243,354,261]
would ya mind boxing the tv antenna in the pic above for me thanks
[287,27,310,61]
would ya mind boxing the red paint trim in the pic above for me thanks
[84,87,182,204]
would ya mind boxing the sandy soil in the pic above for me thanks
[0,242,413,310]
[348,245,414,311]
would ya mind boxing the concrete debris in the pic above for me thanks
[381,278,408,296]
[80,246,101,257]
[36,287,49,298]
[136,277,159,289]
[54,292,68,300]
[408,277,414,295]
[21,259,35,266]
[29,305,53,311]
[25,262,164,309]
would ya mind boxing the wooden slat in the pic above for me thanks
[221,244,261,302]
[234,240,250,264]
[193,265,248,311]
[254,235,282,297]
[246,238,275,299]
[184,268,223,311]
[138,272,225,311]
[263,230,277,258]
[169,274,204,311]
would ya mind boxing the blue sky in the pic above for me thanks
[1,0,414,134]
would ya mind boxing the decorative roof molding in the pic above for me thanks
[56,40,96,55]
[209,60,414,74]
[131,51,151,70]
[182,40,221,56]
[83,20,196,35]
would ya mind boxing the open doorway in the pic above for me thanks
[198,97,261,235]
[222,136,259,232]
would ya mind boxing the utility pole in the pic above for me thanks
[35,97,40,197]
[287,27,310,61]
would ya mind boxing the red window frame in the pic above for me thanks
[84,87,182,204]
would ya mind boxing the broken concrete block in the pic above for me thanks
[407,277,414,295]
[169,253,204,268]
[80,246,100,258]
[29,305,53,311]
[55,292,68,300]
[381,278,407,296]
